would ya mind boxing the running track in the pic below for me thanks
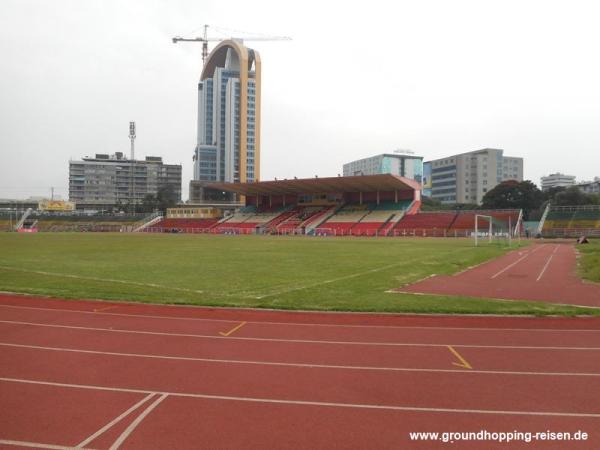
[0,293,599,449]
[398,243,600,307]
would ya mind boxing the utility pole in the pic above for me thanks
[129,121,136,213]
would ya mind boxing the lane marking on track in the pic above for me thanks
[2,320,600,350]
[2,302,600,332]
[109,393,168,450]
[447,346,473,369]
[75,392,156,448]
[535,245,560,282]
[93,306,117,313]
[490,253,532,279]
[2,342,600,377]
[219,321,247,337]
[2,377,600,418]
[0,439,86,450]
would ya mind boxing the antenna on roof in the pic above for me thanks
[394,148,414,155]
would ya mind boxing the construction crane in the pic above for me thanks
[172,25,291,64]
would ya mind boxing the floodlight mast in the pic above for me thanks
[129,122,136,213]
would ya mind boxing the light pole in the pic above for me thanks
[129,122,136,214]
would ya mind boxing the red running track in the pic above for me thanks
[0,293,599,449]
[398,243,600,307]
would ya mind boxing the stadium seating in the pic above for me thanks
[542,207,600,237]
[151,218,219,233]
[276,206,329,234]
[392,212,457,236]
[316,201,412,236]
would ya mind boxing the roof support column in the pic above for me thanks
[359,192,363,205]
[256,195,259,208]
[376,190,380,205]
[269,194,272,208]
[395,190,398,203]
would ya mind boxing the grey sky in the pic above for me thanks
[1,0,599,201]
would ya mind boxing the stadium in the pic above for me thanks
[2,15,600,450]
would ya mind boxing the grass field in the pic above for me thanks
[0,233,598,316]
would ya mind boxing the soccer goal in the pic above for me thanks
[474,213,518,247]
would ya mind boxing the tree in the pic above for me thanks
[141,194,159,213]
[156,185,178,213]
[553,186,600,206]
[482,180,543,218]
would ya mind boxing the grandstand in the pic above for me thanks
[541,205,600,237]
[0,209,149,232]
[135,174,523,238]
[391,209,521,237]
[207,174,421,236]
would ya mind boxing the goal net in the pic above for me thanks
[473,214,516,246]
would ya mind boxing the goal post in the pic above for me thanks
[474,214,493,246]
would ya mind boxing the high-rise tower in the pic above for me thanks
[193,39,261,192]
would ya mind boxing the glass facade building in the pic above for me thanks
[343,154,424,183]
[193,40,260,193]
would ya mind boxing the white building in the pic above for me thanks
[540,173,576,191]
[69,153,181,209]
[424,148,524,205]
[578,177,600,194]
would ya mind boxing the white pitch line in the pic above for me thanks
[1,377,600,419]
[109,393,168,450]
[254,261,409,299]
[76,392,156,448]
[2,302,599,333]
[536,246,559,282]
[0,439,88,450]
[2,320,600,351]
[2,342,600,377]
[0,265,205,295]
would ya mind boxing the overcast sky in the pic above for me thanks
[1,0,599,201]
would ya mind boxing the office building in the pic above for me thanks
[69,153,181,209]
[540,173,576,191]
[578,177,600,194]
[425,148,523,205]
[193,39,260,201]
[343,152,424,182]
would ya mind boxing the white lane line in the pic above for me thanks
[1,303,599,332]
[0,439,85,450]
[2,320,600,351]
[0,265,206,295]
[76,392,156,448]
[536,246,559,282]
[2,342,600,377]
[490,253,531,279]
[109,393,168,450]
[1,377,600,419]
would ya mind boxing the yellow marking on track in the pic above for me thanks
[93,306,117,313]
[219,321,247,337]
[447,345,473,369]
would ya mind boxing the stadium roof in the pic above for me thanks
[207,174,420,196]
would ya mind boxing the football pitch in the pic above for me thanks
[0,233,597,316]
